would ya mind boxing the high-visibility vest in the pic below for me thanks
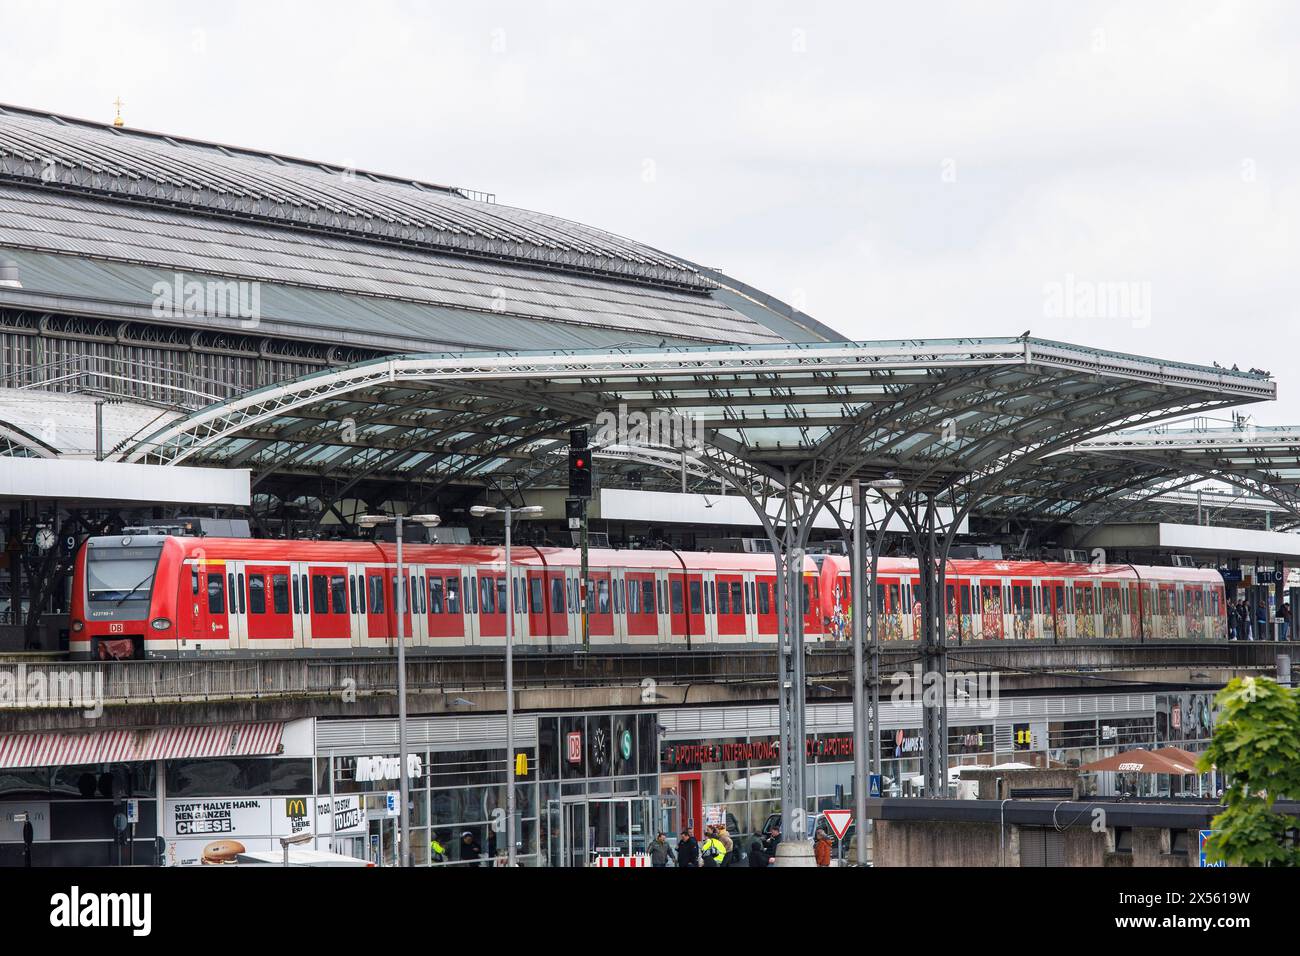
[702,838,726,864]
[431,840,446,859]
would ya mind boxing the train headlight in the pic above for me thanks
[72,620,84,632]
[150,618,172,631]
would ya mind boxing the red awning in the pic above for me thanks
[0,722,284,769]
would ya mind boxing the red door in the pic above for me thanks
[363,566,389,641]
[685,573,706,643]
[588,570,613,639]
[667,572,688,643]
[308,565,350,642]
[754,575,778,639]
[715,573,746,639]
[426,569,464,642]
[546,570,569,642]
[477,572,506,641]
[526,569,549,646]
[679,774,703,840]
[626,572,658,641]
[244,564,293,644]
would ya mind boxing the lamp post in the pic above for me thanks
[357,511,441,868]
[470,503,544,867]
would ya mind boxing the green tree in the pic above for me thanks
[1199,676,1300,866]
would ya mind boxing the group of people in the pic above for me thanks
[429,830,508,866]
[1227,597,1290,641]
[648,822,788,867]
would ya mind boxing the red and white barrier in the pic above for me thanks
[595,854,649,868]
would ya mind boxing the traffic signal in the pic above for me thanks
[569,448,593,498]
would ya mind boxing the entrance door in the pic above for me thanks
[678,773,702,839]
[562,800,589,868]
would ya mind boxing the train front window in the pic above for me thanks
[86,553,161,605]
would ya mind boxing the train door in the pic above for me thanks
[544,569,568,645]
[475,567,505,645]
[667,571,689,645]
[289,562,312,650]
[243,562,293,650]
[754,574,777,642]
[698,572,717,644]
[977,578,1004,640]
[1041,579,1062,642]
[1100,582,1122,639]
[525,568,550,647]
[224,559,249,651]
[362,565,389,648]
[451,569,473,646]
[742,572,758,643]
[1009,579,1031,640]
[307,565,351,647]
[402,565,424,647]
[193,560,230,652]
[623,571,657,644]
[587,569,614,644]
[713,571,745,643]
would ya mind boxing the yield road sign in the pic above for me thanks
[824,809,852,841]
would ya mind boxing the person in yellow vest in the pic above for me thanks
[700,827,727,868]
[430,832,448,863]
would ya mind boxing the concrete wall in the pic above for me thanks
[874,820,1198,867]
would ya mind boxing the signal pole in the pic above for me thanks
[568,428,593,652]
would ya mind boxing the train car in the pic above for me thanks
[814,556,1227,643]
[69,535,1227,660]
[69,534,828,660]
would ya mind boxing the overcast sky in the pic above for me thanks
[2,1,1297,420]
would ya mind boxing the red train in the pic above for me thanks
[69,534,1227,659]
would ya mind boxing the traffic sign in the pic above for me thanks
[868,774,882,798]
[1199,829,1226,868]
[824,809,852,841]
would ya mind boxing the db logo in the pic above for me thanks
[109,623,123,633]
[567,731,583,764]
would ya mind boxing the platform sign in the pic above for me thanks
[824,809,852,841]
[385,792,399,818]
[126,799,139,825]
[1199,830,1226,867]
[868,774,882,798]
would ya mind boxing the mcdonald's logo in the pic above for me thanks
[286,799,308,818]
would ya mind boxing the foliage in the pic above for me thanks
[1199,676,1300,866]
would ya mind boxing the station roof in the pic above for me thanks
[972,425,1300,532]
[110,337,1274,508]
[0,104,834,352]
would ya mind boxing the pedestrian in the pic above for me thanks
[715,823,734,866]
[460,830,482,864]
[1280,602,1291,642]
[676,829,699,868]
[748,838,768,867]
[648,831,676,868]
[700,828,727,867]
[762,824,782,863]
[1256,600,1269,641]
[430,832,448,863]
[814,830,832,867]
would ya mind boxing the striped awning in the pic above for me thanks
[0,722,284,770]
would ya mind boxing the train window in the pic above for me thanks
[529,577,544,614]
[430,577,444,614]
[731,582,743,615]
[311,575,328,614]
[272,574,289,615]
[191,568,200,595]
[331,575,347,614]
[813,579,819,601]
[247,575,266,614]
[496,578,507,615]
[670,580,683,615]
[207,574,225,614]
[802,583,810,614]
[479,577,494,614]
[960,584,971,613]
[237,574,246,614]
[228,573,237,611]
[349,575,357,614]
[689,581,702,614]
[598,579,611,614]
[549,578,563,614]
[468,577,478,614]
[446,576,459,614]
[368,575,384,614]
[419,576,427,614]
[292,574,300,614]
[717,582,730,615]
[757,582,769,616]
[628,579,640,614]
[643,580,656,614]
[745,582,754,614]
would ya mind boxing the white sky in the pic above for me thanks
[2,0,1297,420]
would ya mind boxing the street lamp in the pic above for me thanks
[470,502,544,866]
[357,511,441,868]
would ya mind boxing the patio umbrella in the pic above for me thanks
[1151,746,1203,768]
[1078,749,1200,775]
